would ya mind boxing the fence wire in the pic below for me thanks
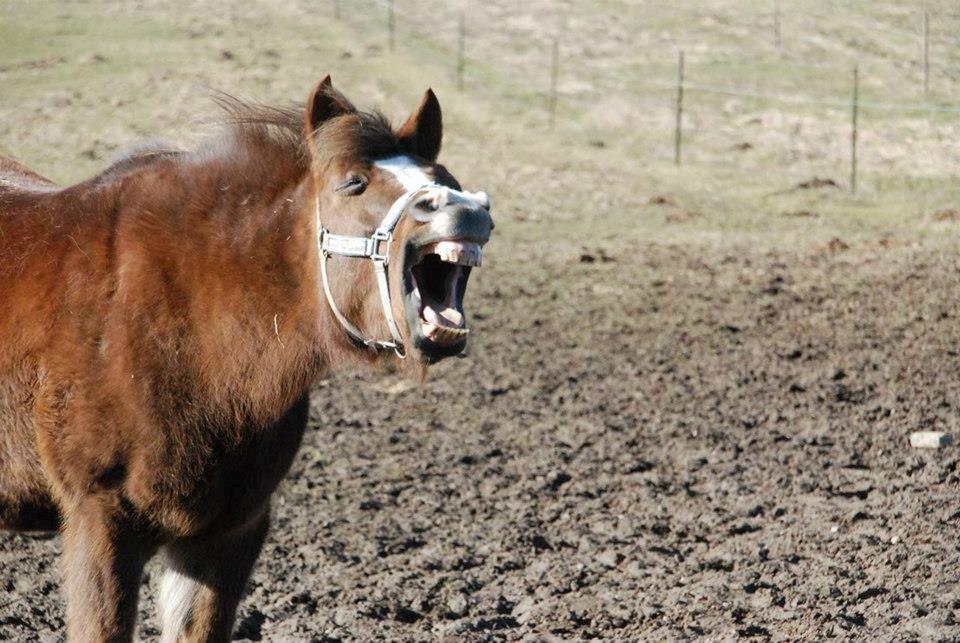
[328,0,960,183]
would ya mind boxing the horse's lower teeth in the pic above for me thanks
[421,321,469,343]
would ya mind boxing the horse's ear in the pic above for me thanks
[304,75,355,138]
[397,89,442,162]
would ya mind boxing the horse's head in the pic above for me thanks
[304,76,493,364]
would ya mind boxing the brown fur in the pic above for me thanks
[0,77,459,641]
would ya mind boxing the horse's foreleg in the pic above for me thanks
[158,508,270,643]
[61,497,152,642]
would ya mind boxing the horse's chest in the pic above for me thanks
[138,395,311,535]
[0,367,49,500]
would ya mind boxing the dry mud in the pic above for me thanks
[3,241,960,641]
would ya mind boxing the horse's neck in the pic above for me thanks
[132,172,340,422]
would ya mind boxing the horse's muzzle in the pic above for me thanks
[412,188,494,248]
[401,190,493,362]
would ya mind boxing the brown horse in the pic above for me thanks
[0,76,493,642]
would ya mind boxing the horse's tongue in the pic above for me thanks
[423,304,464,328]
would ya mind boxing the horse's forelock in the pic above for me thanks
[206,93,402,175]
[310,110,401,169]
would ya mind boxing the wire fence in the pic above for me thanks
[329,0,960,192]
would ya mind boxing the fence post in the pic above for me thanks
[922,9,930,99]
[457,11,466,92]
[674,49,685,165]
[332,0,340,19]
[850,64,859,194]
[388,0,396,51]
[548,38,559,129]
[774,0,782,50]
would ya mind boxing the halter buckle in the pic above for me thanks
[370,229,392,263]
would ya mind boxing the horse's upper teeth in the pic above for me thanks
[426,241,483,267]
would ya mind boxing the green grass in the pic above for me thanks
[1,0,958,262]
[0,3,187,101]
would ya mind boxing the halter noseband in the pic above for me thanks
[317,179,443,358]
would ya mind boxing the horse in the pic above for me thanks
[0,75,493,642]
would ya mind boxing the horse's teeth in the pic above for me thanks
[420,320,469,343]
[425,241,484,267]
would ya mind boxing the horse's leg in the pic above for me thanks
[158,508,270,643]
[61,496,152,642]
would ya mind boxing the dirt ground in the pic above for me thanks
[3,237,960,641]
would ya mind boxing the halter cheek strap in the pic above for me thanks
[317,182,442,358]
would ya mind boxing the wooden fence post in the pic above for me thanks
[774,0,782,50]
[333,0,340,19]
[674,49,685,165]
[388,0,396,51]
[850,64,859,194]
[457,11,466,92]
[923,9,930,99]
[548,38,559,129]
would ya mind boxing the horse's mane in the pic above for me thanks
[206,93,310,172]
[86,88,402,189]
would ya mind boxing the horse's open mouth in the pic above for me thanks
[404,240,482,360]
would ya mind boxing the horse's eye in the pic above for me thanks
[335,175,367,196]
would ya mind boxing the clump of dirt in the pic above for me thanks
[827,237,851,253]
[78,53,107,64]
[768,178,842,198]
[0,55,66,73]
[793,177,840,191]
[579,248,616,263]
[648,195,676,206]
[931,208,960,222]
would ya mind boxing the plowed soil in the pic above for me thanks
[4,240,960,641]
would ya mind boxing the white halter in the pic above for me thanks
[318,156,459,358]
[316,191,428,358]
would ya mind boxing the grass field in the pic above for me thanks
[2,0,959,259]
[2,1,960,639]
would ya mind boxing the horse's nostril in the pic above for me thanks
[415,197,438,211]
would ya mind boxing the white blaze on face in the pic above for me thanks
[374,155,490,233]
[374,155,432,192]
